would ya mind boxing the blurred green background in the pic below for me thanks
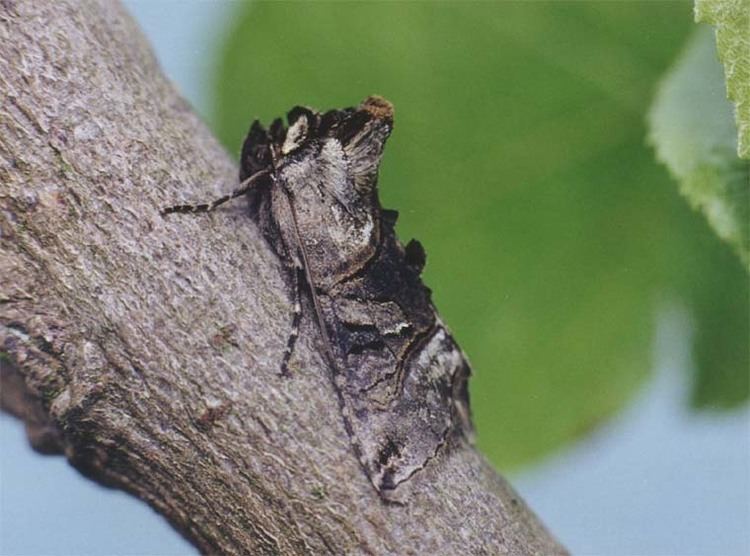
[212,1,748,469]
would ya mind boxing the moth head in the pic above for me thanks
[285,96,393,149]
[240,97,395,190]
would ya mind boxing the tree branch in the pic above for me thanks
[0,1,567,554]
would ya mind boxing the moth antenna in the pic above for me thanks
[161,169,271,216]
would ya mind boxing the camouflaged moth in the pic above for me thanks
[163,96,473,501]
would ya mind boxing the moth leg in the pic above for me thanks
[280,264,304,376]
[160,169,270,216]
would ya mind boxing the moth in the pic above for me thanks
[163,96,473,500]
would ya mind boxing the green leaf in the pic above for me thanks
[648,28,750,272]
[695,0,750,158]
[213,2,746,468]
[688,229,750,409]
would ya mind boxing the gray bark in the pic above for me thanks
[0,1,567,554]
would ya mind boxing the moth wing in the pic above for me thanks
[323,286,472,499]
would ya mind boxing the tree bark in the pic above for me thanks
[0,1,567,554]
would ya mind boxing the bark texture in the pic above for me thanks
[0,1,567,554]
